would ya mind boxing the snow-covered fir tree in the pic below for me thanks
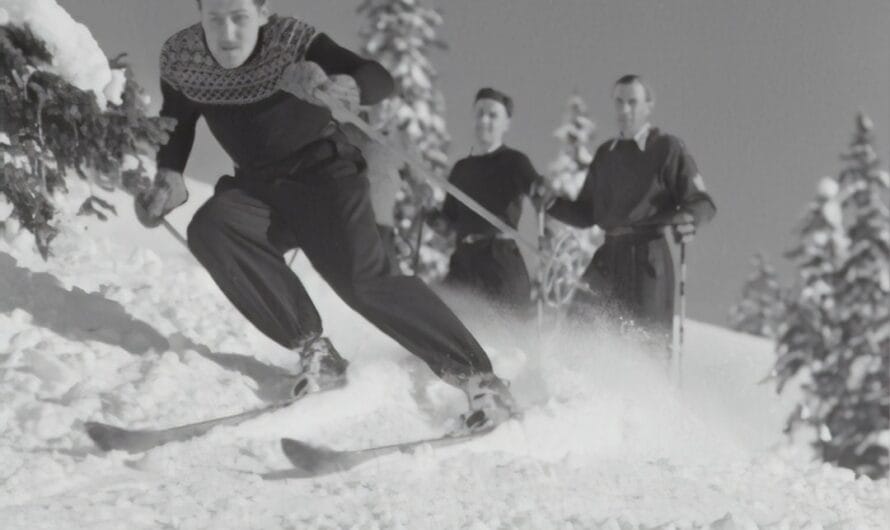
[357,0,452,279]
[776,112,890,479]
[728,252,786,338]
[548,94,595,200]
[540,93,602,308]
[775,173,847,386]
[0,6,171,258]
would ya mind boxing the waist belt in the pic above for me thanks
[234,121,344,181]
[460,233,512,245]
[604,225,664,238]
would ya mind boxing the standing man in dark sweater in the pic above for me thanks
[135,0,516,431]
[546,75,716,348]
[437,88,541,314]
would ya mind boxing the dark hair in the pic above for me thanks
[474,87,514,117]
[196,0,266,8]
[614,74,654,102]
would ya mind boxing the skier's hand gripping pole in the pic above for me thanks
[129,169,190,249]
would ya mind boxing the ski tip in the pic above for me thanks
[280,437,319,459]
[280,437,302,454]
[280,437,313,471]
[84,421,120,452]
[280,437,342,475]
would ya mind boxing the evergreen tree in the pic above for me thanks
[776,113,890,479]
[548,94,595,200]
[728,252,786,338]
[540,93,602,308]
[0,22,173,258]
[357,0,452,279]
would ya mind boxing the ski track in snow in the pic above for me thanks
[0,180,888,530]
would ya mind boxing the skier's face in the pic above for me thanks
[474,99,511,147]
[200,0,269,69]
[613,81,652,137]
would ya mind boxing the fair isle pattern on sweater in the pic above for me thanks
[160,15,316,105]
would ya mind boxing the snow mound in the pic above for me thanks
[0,0,124,108]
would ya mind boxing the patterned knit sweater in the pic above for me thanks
[156,14,394,174]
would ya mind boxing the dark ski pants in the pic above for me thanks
[445,238,532,315]
[186,129,493,381]
[572,233,674,346]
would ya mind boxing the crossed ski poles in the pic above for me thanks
[314,92,544,261]
[154,96,546,266]
[145,98,544,263]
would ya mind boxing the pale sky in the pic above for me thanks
[58,0,890,326]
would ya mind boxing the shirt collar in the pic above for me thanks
[609,123,652,152]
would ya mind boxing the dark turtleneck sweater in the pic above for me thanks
[442,145,539,239]
[548,127,716,230]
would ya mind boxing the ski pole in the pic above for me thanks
[161,218,188,248]
[125,174,189,251]
[412,209,425,275]
[311,91,541,257]
[536,207,546,338]
[677,241,687,388]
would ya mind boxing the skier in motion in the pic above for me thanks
[135,0,516,430]
[543,75,716,353]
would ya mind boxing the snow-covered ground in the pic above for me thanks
[0,179,888,530]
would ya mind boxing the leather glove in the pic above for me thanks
[529,179,558,212]
[280,61,360,113]
[669,211,697,244]
[134,168,188,228]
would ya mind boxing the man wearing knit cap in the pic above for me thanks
[435,87,542,314]
[546,75,716,349]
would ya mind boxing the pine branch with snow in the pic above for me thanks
[548,94,595,200]
[0,7,173,259]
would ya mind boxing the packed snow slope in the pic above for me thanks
[0,180,888,530]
